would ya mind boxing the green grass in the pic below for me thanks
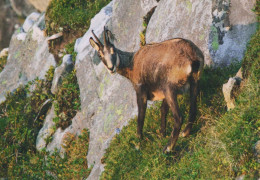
[101,25,260,180]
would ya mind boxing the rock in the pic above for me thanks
[22,12,41,32]
[254,140,260,163]
[223,78,236,110]
[146,0,257,66]
[46,112,88,155]
[146,0,212,65]
[51,54,74,94]
[27,0,51,12]
[16,32,27,41]
[222,68,242,110]
[0,12,56,104]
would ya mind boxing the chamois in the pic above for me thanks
[89,27,204,153]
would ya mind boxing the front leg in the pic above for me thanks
[135,84,147,139]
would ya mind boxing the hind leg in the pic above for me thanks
[182,78,198,137]
[163,85,182,153]
[160,99,169,137]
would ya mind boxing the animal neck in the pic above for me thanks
[115,48,135,79]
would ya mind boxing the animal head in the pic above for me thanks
[89,27,119,74]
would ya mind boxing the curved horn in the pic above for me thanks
[91,30,103,47]
[103,26,108,47]
[106,29,113,41]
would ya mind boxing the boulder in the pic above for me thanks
[22,12,41,33]
[0,12,56,103]
[51,54,74,94]
[222,68,242,110]
[146,0,257,66]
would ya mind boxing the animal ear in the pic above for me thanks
[106,30,115,43]
[89,37,100,51]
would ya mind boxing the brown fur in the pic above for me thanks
[117,38,204,101]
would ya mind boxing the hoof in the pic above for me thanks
[162,145,171,154]
[181,128,191,137]
[135,144,140,150]
[181,131,190,137]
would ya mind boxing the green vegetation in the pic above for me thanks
[242,26,259,79]
[0,52,8,73]
[140,7,156,47]
[0,39,82,178]
[53,68,81,129]
[45,0,111,36]
[101,24,260,179]
[21,129,91,179]
[211,26,219,51]
[0,0,113,178]
[52,41,81,130]
[0,65,90,178]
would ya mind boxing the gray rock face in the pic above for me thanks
[146,0,257,66]
[51,54,74,94]
[23,12,41,33]
[146,0,213,65]
[107,0,158,52]
[210,0,257,65]
[0,13,56,103]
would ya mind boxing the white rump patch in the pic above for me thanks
[186,64,192,74]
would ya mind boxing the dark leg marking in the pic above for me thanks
[163,85,183,153]
[136,85,147,139]
[182,78,199,137]
[160,99,169,137]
